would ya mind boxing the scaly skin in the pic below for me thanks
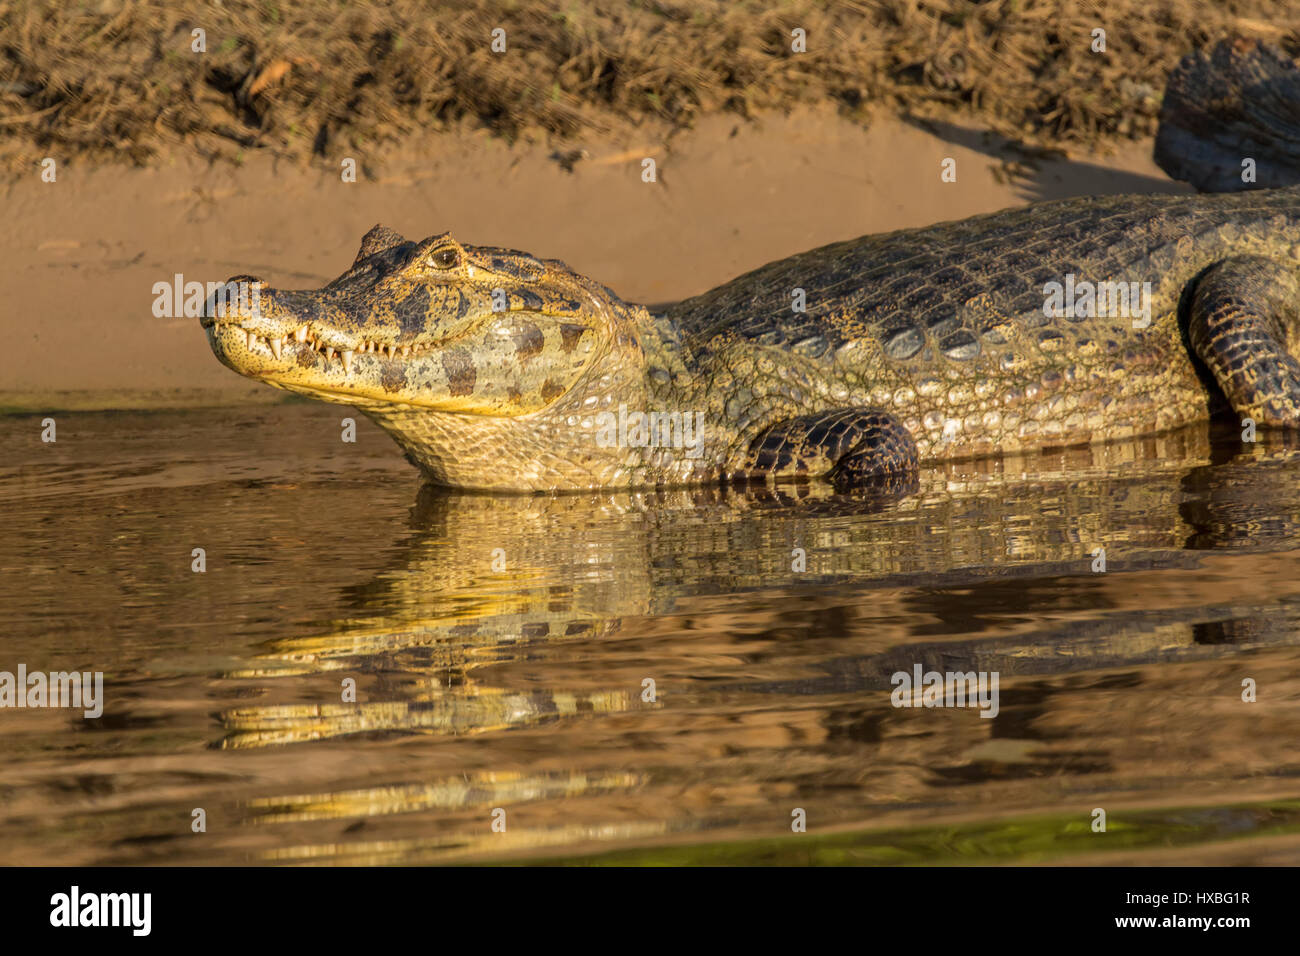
[201,186,1300,491]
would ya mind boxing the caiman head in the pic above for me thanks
[201,225,660,488]
[202,224,630,413]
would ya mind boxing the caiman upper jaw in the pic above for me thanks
[202,276,464,405]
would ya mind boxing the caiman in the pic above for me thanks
[202,40,1300,493]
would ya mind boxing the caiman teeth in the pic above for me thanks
[237,326,420,369]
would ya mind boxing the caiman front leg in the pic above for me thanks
[1189,256,1300,426]
[735,407,919,492]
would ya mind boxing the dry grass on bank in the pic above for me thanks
[1,0,1297,170]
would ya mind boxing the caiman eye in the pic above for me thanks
[429,247,459,269]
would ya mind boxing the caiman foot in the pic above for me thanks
[1189,256,1300,427]
[737,407,919,493]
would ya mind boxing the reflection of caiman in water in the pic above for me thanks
[219,424,1300,752]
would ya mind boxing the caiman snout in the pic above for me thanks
[199,274,313,366]
[200,274,427,375]
[199,274,266,329]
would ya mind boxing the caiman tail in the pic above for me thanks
[1155,39,1300,192]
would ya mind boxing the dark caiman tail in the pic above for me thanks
[1155,38,1300,192]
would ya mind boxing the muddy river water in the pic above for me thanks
[2,402,1299,864]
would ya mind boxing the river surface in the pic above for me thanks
[2,402,1300,865]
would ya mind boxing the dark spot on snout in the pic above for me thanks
[442,348,476,397]
[511,320,544,363]
[395,286,432,335]
[381,360,408,393]
[559,323,588,353]
[296,348,316,368]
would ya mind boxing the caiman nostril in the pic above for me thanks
[201,274,270,327]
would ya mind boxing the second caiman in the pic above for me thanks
[202,41,1300,492]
